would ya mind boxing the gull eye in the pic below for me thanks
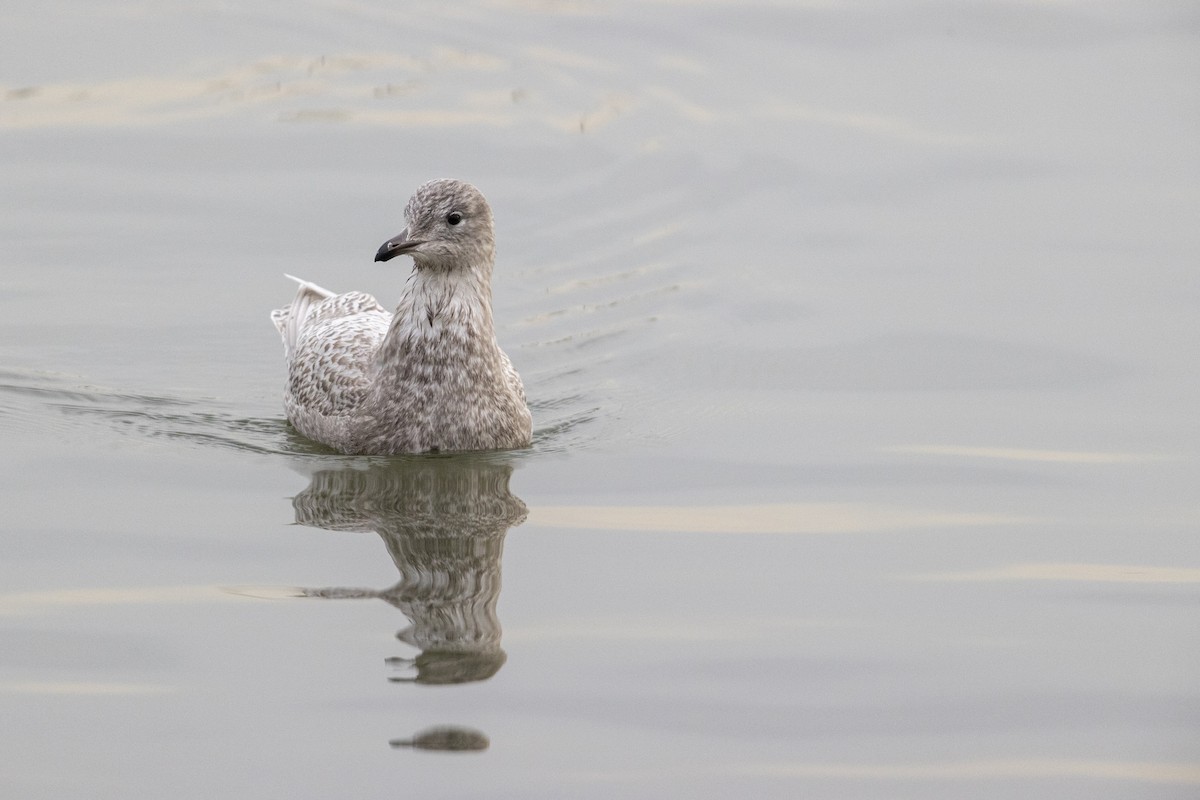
[446,211,463,226]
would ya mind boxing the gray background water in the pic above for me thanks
[2,1,1198,798]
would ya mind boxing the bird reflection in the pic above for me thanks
[290,455,526,687]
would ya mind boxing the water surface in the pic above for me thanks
[2,2,1198,798]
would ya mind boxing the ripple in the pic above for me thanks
[0,368,308,456]
[0,365,604,460]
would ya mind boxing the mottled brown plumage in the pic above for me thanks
[270,179,532,454]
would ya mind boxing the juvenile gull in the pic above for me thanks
[270,179,532,455]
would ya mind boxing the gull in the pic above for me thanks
[270,179,532,454]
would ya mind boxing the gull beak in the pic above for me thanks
[375,229,421,262]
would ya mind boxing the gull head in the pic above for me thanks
[375,179,496,272]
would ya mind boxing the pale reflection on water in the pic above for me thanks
[286,456,526,750]
[290,457,525,686]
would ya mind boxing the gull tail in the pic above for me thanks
[271,274,337,359]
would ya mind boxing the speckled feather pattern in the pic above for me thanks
[271,179,532,455]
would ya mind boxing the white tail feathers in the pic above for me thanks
[283,273,336,299]
[271,274,337,359]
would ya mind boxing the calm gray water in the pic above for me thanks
[2,2,1198,798]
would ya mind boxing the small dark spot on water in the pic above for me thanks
[389,726,489,752]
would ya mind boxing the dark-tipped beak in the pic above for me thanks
[375,229,420,262]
